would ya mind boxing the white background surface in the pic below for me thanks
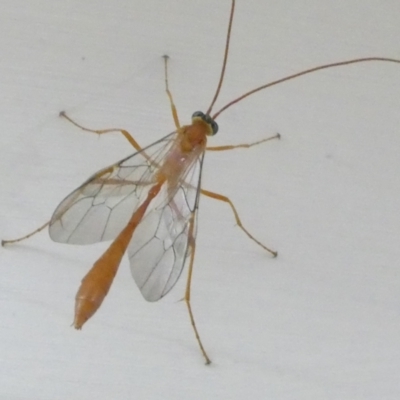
[1,1,400,399]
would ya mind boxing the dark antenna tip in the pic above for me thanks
[206,0,236,116]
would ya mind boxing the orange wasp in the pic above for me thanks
[3,0,400,364]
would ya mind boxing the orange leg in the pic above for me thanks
[60,56,181,158]
[163,55,181,131]
[1,167,117,246]
[184,212,211,365]
[201,189,277,257]
[1,221,50,246]
[206,132,280,151]
[59,111,144,152]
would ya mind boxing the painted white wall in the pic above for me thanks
[1,1,400,399]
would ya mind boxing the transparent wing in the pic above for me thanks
[128,153,204,301]
[49,132,176,244]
